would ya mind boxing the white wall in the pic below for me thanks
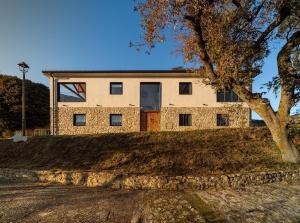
[48,76,249,108]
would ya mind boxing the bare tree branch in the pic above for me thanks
[255,3,291,47]
[184,13,218,81]
[278,30,300,119]
[231,0,252,22]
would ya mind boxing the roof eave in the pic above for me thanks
[42,69,204,78]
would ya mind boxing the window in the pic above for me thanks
[140,83,161,110]
[110,114,122,126]
[217,89,242,102]
[110,82,123,94]
[73,114,86,126]
[217,114,229,126]
[179,82,192,95]
[179,114,192,126]
[58,83,86,102]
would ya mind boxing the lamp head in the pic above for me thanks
[18,62,29,73]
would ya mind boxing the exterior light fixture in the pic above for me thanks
[17,61,30,136]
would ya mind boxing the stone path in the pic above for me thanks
[143,192,206,223]
[197,182,300,223]
[0,181,299,222]
[0,183,145,223]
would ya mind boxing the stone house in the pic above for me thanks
[43,70,251,135]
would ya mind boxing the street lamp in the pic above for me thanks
[17,62,29,136]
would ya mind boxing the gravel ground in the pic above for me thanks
[0,181,299,223]
[197,182,300,223]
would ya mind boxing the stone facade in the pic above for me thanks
[51,106,250,135]
[161,106,250,131]
[52,107,140,135]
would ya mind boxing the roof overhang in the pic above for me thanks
[42,69,205,78]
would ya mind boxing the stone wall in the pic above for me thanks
[51,106,250,135]
[161,106,250,131]
[1,168,299,190]
[53,107,140,135]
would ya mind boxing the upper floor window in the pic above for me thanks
[217,114,229,126]
[217,89,242,102]
[110,82,123,94]
[73,114,86,126]
[110,114,122,126]
[179,82,192,95]
[140,83,161,111]
[58,83,86,102]
[179,114,192,126]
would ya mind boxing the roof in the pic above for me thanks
[42,69,205,78]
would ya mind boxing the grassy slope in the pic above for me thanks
[0,128,299,175]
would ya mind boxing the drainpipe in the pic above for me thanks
[49,73,55,135]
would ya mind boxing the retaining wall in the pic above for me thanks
[0,168,299,190]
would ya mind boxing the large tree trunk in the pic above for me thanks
[266,119,299,163]
[234,89,300,163]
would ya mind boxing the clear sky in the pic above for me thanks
[0,0,298,118]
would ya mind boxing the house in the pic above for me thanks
[43,70,251,135]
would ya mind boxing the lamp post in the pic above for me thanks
[17,62,29,136]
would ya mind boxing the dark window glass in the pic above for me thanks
[110,82,123,94]
[73,114,86,126]
[179,114,192,126]
[58,83,86,102]
[217,114,229,126]
[217,90,225,102]
[140,83,161,110]
[217,89,241,102]
[110,114,122,126]
[225,90,233,102]
[179,82,192,95]
[231,91,239,102]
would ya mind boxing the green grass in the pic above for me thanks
[0,128,299,175]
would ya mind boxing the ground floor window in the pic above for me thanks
[179,114,192,126]
[110,114,122,126]
[217,114,229,126]
[73,114,86,126]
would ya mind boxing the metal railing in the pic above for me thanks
[33,129,51,136]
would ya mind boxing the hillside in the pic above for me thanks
[0,128,299,175]
[0,74,49,136]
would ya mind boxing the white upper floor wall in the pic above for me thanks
[44,71,249,108]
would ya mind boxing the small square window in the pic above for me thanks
[179,114,192,126]
[110,82,123,94]
[73,114,86,126]
[217,114,229,126]
[179,82,192,95]
[110,114,122,126]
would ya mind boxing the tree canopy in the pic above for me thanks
[135,0,300,162]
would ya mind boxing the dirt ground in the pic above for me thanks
[0,181,299,223]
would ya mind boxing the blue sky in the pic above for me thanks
[0,0,298,118]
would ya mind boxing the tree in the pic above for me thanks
[134,0,300,162]
[0,74,50,135]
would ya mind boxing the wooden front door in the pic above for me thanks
[140,111,160,131]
